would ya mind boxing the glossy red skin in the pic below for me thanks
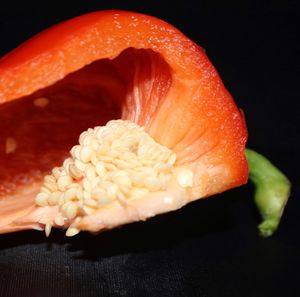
[0,10,248,193]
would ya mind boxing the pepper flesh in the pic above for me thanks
[0,11,248,234]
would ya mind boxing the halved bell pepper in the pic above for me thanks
[0,11,288,236]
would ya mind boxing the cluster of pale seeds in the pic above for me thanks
[35,120,180,236]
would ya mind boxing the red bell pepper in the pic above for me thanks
[0,11,289,236]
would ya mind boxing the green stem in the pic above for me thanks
[245,148,291,237]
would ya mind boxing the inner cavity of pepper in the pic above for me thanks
[0,48,172,196]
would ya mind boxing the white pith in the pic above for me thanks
[35,120,194,236]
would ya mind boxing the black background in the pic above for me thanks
[0,1,299,296]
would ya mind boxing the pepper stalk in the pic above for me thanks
[245,148,291,237]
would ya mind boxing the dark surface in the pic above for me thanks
[0,1,299,296]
